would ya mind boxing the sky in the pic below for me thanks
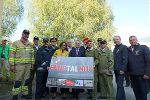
[11,0,150,46]
[107,0,150,45]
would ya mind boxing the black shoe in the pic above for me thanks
[97,96,108,99]
[35,97,41,100]
[12,95,18,100]
[87,95,92,99]
[21,94,32,99]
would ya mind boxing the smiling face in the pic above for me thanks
[60,42,67,50]
[100,43,107,49]
[75,40,81,48]
[67,40,73,47]
[22,33,29,41]
[113,36,121,45]
[2,40,7,46]
[87,42,93,49]
[33,39,39,45]
[129,36,138,46]
[50,39,57,46]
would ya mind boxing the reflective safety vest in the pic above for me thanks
[9,40,35,65]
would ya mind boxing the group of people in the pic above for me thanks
[0,29,150,100]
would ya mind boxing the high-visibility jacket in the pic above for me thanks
[0,44,10,60]
[9,40,35,65]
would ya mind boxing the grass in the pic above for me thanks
[1,66,15,81]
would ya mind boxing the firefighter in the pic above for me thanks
[9,29,35,100]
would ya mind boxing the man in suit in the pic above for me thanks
[113,36,128,100]
[69,40,85,99]
[69,40,85,57]
[28,36,40,98]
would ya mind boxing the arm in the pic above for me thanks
[36,48,45,68]
[143,46,150,76]
[94,49,99,66]
[9,43,16,72]
[121,45,128,71]
[108,49,114,70]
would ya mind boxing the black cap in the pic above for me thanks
[97,38,103,42]
[43,38,49,42]
[33,36,39,40]
[23,29,30,34]
[100,40,107,44]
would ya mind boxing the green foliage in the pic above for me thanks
[1,0,24,36]
[29,0,115,43]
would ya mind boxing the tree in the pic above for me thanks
[1,0,24,36]
[29,0,115,42]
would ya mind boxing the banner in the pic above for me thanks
[47,57,94,89]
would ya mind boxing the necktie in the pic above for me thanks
[76,48,79,56]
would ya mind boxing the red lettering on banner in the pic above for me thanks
[78,66,94,72]
[66,80,75,86]
[49,65,94,72]
[49,65,53,70]
[89,66,94,72]
[54,64,57,71]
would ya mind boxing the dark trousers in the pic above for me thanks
[72,89,84,96]
[125,72,130,85]
[130,75,148,100]
[60,88,69,94]
[50,87,69,94]
[50,87,57,93]
[28,69,36,95]
[114,70,126,100]
[35,71,49,98]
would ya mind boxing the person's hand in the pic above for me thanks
[47,67,49,70]
[120,70,124,75]
[10,65,16,72]
[143,75,149,80]
[31,64,35,70]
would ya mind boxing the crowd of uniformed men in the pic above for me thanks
[0,29,150,100]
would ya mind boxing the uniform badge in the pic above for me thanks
[135,50,140,55]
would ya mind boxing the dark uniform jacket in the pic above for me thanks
[36,46,51,71]
[128,44,150,76]
[49,46,58,56]
[113,44,128,71]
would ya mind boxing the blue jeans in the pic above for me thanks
[114,70,126,100]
